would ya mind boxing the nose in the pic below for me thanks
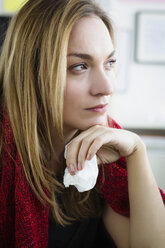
[89,68,115,96]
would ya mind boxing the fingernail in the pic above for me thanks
[69,164,75,174]
[78,163,82,170]
[87,154,91,160]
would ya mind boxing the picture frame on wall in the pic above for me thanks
[134,11,165,64]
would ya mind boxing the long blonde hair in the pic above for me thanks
[0,0,114,225]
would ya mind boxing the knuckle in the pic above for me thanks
[66,157,75,167]
[82,138,90,146]
[91,125,99,131]
[95,136,103,145]
[94,124,103,130]
[67,156,75,162]
[72,139,79,146]
[66,149,76,163]
[71,136,80,144]
[66,143,72,154]
[67,140,78,154]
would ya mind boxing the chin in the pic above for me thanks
[79,116,108,130]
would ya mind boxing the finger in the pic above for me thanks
[66,127,97,172]
[78,127,106,168]
[77,126,107,169]
[71,125,100,141]
[87,136,104,160]
[66,140,80,175]
[66,125,107,173]
[77,134,95,170]
[87,131,112,160]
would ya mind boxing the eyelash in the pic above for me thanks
[106,59,116,68]
[69,63,87,71]
[68,59,117,72]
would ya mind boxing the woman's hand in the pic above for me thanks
[65,125,165,247]
[65,125,143,175]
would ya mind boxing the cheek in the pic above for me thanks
[64,78,87,107]
[64,85,79,107]
[64,82,85,115]
[63,82,87,129]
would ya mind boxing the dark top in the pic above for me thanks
[48,216,117,248]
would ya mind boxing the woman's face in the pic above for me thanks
[63,16,116,133]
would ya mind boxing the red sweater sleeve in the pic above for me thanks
[96,116,165,217]
[0,112,49,248]
[0,113,16,246]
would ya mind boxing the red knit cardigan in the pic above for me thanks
[0,112,165,248]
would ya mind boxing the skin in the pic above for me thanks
[64,15,115,132]
[52,16,165,247]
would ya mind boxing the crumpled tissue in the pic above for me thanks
[63,144,99,192]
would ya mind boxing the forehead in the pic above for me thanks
[68,16,114,57]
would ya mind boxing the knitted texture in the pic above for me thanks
[0,111,49,248]
[0,112,165,247]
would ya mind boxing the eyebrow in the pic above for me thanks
[67,49,116,60]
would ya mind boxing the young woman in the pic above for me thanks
[0,0,165,247]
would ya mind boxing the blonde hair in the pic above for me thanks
[0,0,114,225]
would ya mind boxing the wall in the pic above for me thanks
[142,136,165,191]
[95,0,165,190]
[96,0,165,129]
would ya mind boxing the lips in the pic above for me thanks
[86,103,108,110]
[85,104,108,113]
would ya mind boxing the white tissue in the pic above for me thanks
[63,144,98,192]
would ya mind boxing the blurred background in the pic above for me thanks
[0,0,165,190]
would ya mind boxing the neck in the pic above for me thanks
[53,128,79,155]
[49,126,79,174]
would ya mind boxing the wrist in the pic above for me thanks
[126,135,146,160]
